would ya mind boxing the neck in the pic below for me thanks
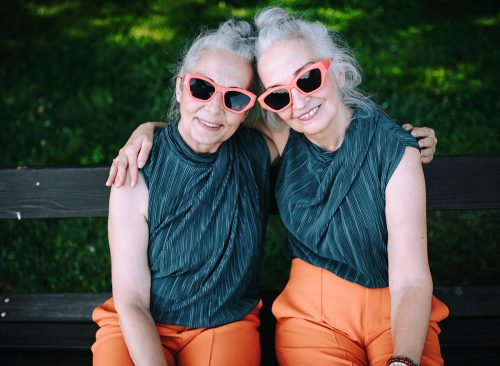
[305,105,353,152]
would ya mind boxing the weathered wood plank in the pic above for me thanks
[424,155,500,210]
[0,293,111,322]
[2,287,499,322]
[0,322,98,349]
[433,286,500,317]
[0,167,110,219]
[1,155,499,219]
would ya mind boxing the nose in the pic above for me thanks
[290,88,308,110]
[205,92,224,114]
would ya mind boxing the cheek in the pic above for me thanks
[226,112,246,126]
[277,108,293,123]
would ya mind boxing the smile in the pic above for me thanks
[298,105,320,121]
[198,118,223,131]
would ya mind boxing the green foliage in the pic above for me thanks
[0,0,499,292]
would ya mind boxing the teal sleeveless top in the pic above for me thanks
[141,124,270,327]
[276,108,419,288]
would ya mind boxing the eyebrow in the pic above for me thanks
[265,61,315,89]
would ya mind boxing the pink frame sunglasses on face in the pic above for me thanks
[257,59,332,113]
[182,73,257,114]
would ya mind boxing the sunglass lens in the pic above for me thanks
[189,78,215,100]
[297,68,322,93]
[225,91,251,112]
[264,89,290,111]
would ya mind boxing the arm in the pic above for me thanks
[386,147,433,363]
[107,122,166,188]
[109,172,167,366]
[402,124,437,164]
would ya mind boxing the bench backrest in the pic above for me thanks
[1,155,500,219]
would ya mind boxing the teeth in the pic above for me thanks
[299,106,319,120]
[200,119,221,128]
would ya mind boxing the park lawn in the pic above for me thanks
[1,0,499,291]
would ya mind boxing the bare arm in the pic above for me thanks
[107,122,167,188]
[402,124,438,164]
[109,172,167,366]
[386,147,433,363]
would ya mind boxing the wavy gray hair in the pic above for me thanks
[165,19,256,123]
[254,7,373,129]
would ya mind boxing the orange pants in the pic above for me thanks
[92,298,261,366]
[272,259,449,366]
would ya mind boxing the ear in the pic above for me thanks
[335,67,345,87]
[175,77,182,103]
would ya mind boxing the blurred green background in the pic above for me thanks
[1,0,499,292]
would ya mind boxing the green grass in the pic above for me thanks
[1,0,499,292]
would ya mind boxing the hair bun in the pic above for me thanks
[255,7,294,31]
[219,19,253,39]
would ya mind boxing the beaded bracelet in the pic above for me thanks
[386,355,419,366]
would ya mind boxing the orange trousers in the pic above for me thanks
[272,259,449,366]
[92,298,261,366]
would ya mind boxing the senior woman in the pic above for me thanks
[106,8,444,366]
[91,19,278,366]
[252,7,448,366]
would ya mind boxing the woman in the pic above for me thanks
[92,19,278,366]
[253,7,448,366]
[108,7,445,366]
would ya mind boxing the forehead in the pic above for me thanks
[191,50,254,89]
[257,39,317,87]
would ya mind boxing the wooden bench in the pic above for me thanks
[1,155,500,365]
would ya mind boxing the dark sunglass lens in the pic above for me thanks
[264,89,290,110]
[225,91,251,112]
[297,68,322,93]
[189,78,215,100]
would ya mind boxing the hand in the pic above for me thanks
[106,122,159,187]
[402,124,437,164]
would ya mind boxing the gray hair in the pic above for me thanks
[165,19,255,123]
[254,7,373,129]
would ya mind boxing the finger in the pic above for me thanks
[417,136,436,149]
[126,147,139,188]
[138,139,153,169]
[115,155,129,188]
[106,162,119,186]
[410,127,435,139]
[402,123,413,131]
[421,154,434,164]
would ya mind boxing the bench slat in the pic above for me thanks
[0,293,111,322]
[2,287,499,323]
[0,167,109,219]
[1,155,499,219]
[424,155,500,210]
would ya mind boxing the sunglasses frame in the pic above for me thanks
[257,59,332,113]
[181,73,257,114]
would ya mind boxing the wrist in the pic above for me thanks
[387,355,419,366]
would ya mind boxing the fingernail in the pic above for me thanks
[138,161,145,168]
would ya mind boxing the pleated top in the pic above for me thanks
[276,108,419,288]
[141,124,270,327]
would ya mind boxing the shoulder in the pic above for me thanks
[374,110,418,149]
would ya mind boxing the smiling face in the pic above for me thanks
[257,38,352,149]
[176,50,254,153]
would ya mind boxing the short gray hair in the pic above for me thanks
[165,19,255,123]
[254,7,373,129]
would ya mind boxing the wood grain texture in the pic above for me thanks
[0,166,109,219]
[1,155,499,219]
